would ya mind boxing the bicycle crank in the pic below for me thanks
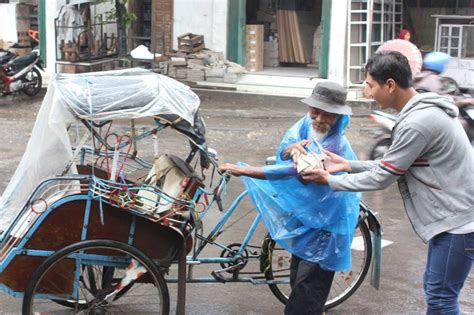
[219,243,249,273]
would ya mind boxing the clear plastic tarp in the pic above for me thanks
[0,69,200,232]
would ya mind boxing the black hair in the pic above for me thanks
[365,51,413,88]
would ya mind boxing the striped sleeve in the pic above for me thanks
[329,126,428,192]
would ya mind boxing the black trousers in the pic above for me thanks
[284,255,335,315]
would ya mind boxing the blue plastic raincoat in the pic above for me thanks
[241,114,360,271]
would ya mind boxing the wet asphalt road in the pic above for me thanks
[0,89,472,314]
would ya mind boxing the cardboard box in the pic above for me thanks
[245,25,264,72]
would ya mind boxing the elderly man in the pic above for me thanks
[303,51,474,314]
[220,81,360,315]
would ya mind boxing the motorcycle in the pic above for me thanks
[0,49,16,66]
[0,48,43,97]
[368,110,396,160]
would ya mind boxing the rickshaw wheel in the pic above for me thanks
[22,240,170,314]
[51,265,134,309]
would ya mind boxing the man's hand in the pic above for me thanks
[299,168,331,185]
[218,163,244,176]
[281,140,311,162]
[322,150,351,173]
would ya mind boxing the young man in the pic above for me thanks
[302,51,474,314]
[220,81,360,315]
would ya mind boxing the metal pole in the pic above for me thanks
[176,237,187,315]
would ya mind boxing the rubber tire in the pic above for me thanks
[369,138,391,160]
[22,239,170,314]
[22,67,42,97]
[262,217,372,310]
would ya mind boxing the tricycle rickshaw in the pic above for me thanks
[0,69,381,314]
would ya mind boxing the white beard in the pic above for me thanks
[309,128,328,142]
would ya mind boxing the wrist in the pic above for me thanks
[345,160,352,173]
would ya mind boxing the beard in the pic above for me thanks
[309,127,328,142]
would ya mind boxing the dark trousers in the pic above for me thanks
[284,255,335,315]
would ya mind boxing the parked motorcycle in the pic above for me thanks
[0,48,43,97]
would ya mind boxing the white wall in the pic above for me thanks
[173,0,228,56]
[327,0,349,86]
[45,0,67,74]
[0,4,18,43]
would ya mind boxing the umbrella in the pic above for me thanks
[376,39,423,78]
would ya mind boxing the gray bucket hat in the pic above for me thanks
[300,81,352,115]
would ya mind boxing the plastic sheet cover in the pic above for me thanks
[241,114,361,271]
[0,69,200,232]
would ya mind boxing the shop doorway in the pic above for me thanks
[244,0,327,79]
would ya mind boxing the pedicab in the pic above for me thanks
[0,69,382,314]
[0,68,211,314]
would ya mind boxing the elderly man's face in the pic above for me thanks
[308,107,338,134]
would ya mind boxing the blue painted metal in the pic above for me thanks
[22,249,56,257]
[239,212,261,253]
[81,192,92,241]
[0,193,90,273]
[207,190,248,238]
[0,177,90,246]
[0,283,24,298]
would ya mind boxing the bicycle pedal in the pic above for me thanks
[211,270,227,283]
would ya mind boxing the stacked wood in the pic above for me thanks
[276,10,308,64]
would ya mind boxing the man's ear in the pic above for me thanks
[386,78,397,93]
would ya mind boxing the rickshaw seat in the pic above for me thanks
[137,154,202,215]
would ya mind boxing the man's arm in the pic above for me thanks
[350,160,379,172]
[303,125,428,191]
[330,126,428,191]
[218,163,266,179]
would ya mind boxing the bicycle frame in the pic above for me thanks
[156,172,269,284]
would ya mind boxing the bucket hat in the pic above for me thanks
[300,81,352,115]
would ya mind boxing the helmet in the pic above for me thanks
[423,52,451,74]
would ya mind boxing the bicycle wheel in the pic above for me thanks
[22,239,170,314]
[262,218,372,310]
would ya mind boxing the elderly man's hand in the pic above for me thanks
[282,140,311,162]
[218,163,244,176]
[299,168,331,185]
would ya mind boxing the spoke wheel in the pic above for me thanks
[23,239,169,314]
[262,215,372,310]
[22,67,42,97]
